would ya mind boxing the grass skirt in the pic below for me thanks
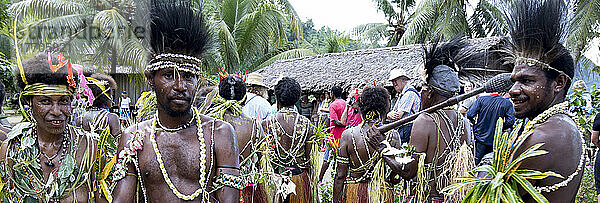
[242,183,268,203]
[288,171,313,203]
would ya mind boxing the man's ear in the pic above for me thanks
[554,74,568,93]
[144,71,155,90]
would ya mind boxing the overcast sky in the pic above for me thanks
[287,0,388,33]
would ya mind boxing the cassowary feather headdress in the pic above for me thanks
[423,36,469,97]
[504,0,574,83]
[145,0,210,75]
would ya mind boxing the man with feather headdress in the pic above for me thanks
[501,0,583,201]
[112,0,241,202]
[367,36,474,203]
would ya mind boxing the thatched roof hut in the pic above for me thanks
[255,37,511,94]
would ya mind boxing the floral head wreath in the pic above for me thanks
[217,69,247,82]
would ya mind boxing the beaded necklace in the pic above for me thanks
[149,107,209,200]
[266,107,311,171]
[521,101,586,193]
[2,123,92,202]
[156,113,196,132]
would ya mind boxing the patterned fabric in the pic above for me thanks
[392,85,420,117]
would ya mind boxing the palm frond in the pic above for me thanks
[215,20,241,71]
[399,0,438,44]
[9,0,90,20]
[470,0,508,38]
[253,48,314,70]
[352,23,390,46]
[433,0,470,40]
[567,0,600,60]
[371,0,399,22]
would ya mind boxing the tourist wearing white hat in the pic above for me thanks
[387,68,420,143]
[243,72,273,121]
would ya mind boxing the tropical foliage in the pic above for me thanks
[442,118,562,203]
[201,0,315,72]
[8,0,144,73]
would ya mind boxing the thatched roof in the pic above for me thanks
[255,37,511,93]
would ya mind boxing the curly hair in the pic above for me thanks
[14,53,76,90]
[331,86,343,98]
[274,77,301,107]
[88,73,117,108]
[219,76,246,101]
[358,87,390,120]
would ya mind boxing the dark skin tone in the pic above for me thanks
[0,95,104,202]
[367,84,471,198]
[113,68,239,202]
[79,94,121,138]
[509,65,582,202]
[222,111,263,162]
[261,103,313,201]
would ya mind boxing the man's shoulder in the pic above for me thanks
[123,119,153,136]
[530,114,579,141]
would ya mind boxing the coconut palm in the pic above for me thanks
[353,0,416,47]
[9,0,143,73]
[202,0,315,72]
[567,0,600,62]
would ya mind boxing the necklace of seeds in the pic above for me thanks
[36,129,68,168]
[150,107,207,200]
[156,113,196,132]
[269,109,308,168]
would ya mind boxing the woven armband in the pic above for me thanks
[337,156,350,164]
[214,173,245,190]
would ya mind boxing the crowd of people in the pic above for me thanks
[0,0,592,202]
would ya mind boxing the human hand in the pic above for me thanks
[387,111,400,121]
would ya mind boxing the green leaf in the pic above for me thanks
[506,143,547,172]
[512,174,549,203]
[57,154,75,179]
[514,169,564,180]
[500,182,520,203]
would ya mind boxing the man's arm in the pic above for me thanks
[368,115,432,179]
[466,98,481,123]
[592,131,599,147]
[108,113,122,138]
[333,131,350,203]
[214,121,240,203]
[112,127,138,203]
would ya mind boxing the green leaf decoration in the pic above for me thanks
[57,154,75,179]
[441,117,560,202]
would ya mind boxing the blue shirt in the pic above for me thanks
[467,94,515,145]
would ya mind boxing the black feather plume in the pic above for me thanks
[423,35,469,80]
[149,0,210,58]
[503,0,574,78]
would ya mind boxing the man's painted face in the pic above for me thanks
[151,68,198,117]
[31,95,72,136]
[509,65,556,119]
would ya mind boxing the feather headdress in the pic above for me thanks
[503,0,574,81]
[146,0,211,75]
[422,36,468,97]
